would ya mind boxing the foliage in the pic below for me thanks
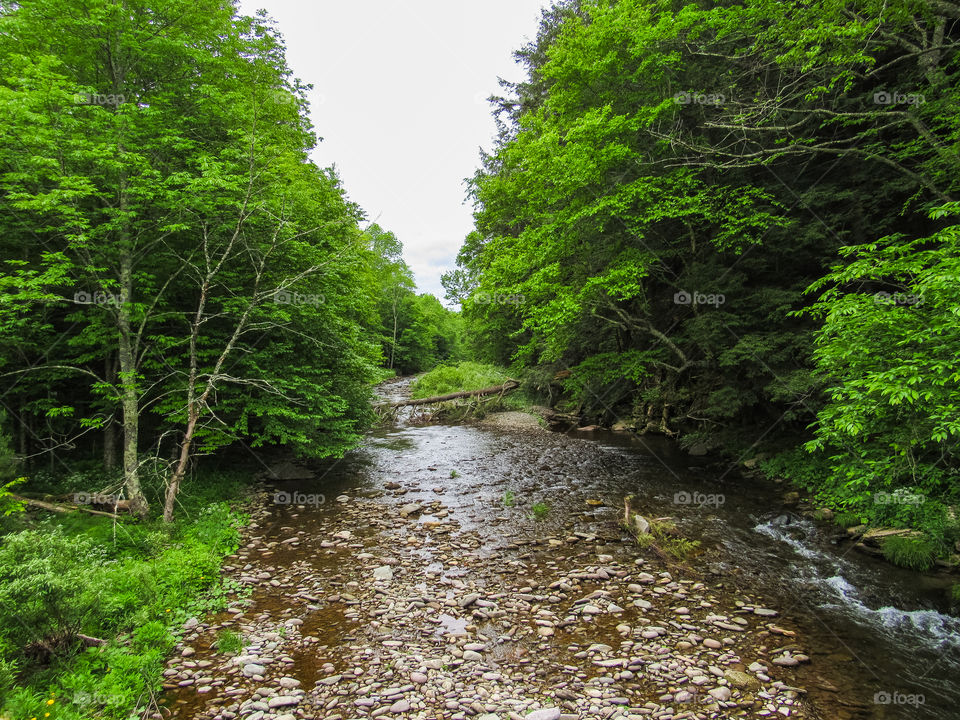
[502,490,516,507]
[367,224,463,375]
[529,502,550,520]
[797,204,960,544]
[0,473,248,719]
[881,535,937,572]
[452,0,960,550]
[215,629,243,655]
[625,516,700,561]
[0,0,419,518]
[411,362,511,399]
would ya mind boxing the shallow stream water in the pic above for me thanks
[163,377,960,719]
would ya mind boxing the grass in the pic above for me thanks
[0,467,252,720]
[624,516,701,561]
[881,535,937,571]
[529,502,550,520]
[502,491,516,507]
[215,629,244,655]
[410,361,510,400]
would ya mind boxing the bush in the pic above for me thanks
[761,448,960,557]
[529,502,550,520]
[411,362,510,399]
[0,528,105,663]
[0,492,248,719]
[881,535,937,571]
[215,628,243,654]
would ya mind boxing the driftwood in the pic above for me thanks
[77,633,107,647]
[386,379,520,408]
[12,494,121,519]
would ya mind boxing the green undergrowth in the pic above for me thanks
[410,361,511,399]
[760,448,960,570]
[0,470,252,719]
[881,535,937,571]
[625,516,701,561]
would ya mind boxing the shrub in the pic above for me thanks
[0,528,104,663]
[411,362,510,399]
[0,493,248,719]
[881,535,937,571]
[530,502,550,520]
[215,628,243,655]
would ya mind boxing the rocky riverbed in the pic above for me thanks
[160,470,817,720]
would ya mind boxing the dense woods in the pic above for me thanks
[1,0,959,717]
[0,2,461,714]
[448,0,960,559]
[0,0,460,521]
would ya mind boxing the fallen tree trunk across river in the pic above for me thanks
[385,379,520,408]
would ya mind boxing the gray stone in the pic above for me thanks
[525,710,561,720]
[708,686,731,702]
[373,565,394,581]
[267,695,300,708]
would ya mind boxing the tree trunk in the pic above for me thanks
[117,254,148,516]
[103,417,117,471]
[103,354,117,471]
[18,407,27,468]
[163,414,196,522]
[389,294,398,369]
[387,380,520,407]
[13,494,121,519]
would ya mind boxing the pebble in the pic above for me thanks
[159,462,814,720]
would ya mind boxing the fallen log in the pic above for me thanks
[77,633,108,647]
[387,379,520,408]
[12,494,121,519]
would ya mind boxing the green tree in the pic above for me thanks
[799,203,960,531]
[0,0,383,520]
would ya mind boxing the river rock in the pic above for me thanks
[373,565,394,581]
[267,695,299,708]
[724,669,761,690]
[708,686,732,702]
[525,709,561,720]
[399,503,421,517]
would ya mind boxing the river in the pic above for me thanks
[161,378,960,720]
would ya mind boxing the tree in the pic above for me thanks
[0,0,383,520]
[799,203,960,532]
[455,0,959,475]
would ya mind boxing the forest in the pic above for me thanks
[0,0,461,521]
[446,0,960,567]
[0,0,958,718]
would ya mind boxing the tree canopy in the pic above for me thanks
[449,0,960,548]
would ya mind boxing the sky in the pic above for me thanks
[235,0,552,301]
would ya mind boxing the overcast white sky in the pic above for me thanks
[235,0,551,301]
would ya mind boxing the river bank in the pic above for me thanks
[160,469,816,720]
[157,379,960,720]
